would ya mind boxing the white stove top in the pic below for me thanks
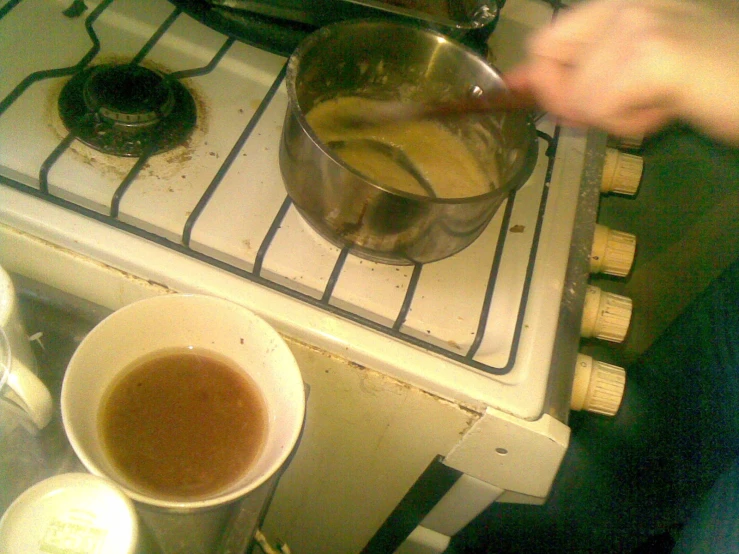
[0,0,595,420]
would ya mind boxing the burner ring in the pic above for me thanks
[82,64,176,128]
[59,63,197,157]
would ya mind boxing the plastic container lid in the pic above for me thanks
[0,473,139,554]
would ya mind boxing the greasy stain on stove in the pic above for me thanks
[58,62,197,156]
[45,56,211,183]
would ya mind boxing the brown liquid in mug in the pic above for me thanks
[99,349,268,501]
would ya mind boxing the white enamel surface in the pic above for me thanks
[61,294,305,510]
[421,475,504,536]
[0,0,587,421]
[0,120,584,420]
[0,1,589,549]
[188,84,292,272]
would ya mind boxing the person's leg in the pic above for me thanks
[672,456,739,553]
[450,255,739,554]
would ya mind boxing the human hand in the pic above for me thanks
[504,0,739,145]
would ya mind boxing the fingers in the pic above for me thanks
[508,56,672,137]
[504,0,684,138]
[526,0,621,64]
[594,106,674,138]
[505,0,628,123]
[506,0,739,145]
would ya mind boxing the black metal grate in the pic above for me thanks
[0,0,561,376]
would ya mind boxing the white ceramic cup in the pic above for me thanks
[61,293,305,511]
[0,266,52,431]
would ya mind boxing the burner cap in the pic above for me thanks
[83,64,176,127]
[59,64,197,157]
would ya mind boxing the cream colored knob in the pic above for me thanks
[571,353,626,416]
[581,285,633,342]
[601,148,643,196]
[590,224,636,277]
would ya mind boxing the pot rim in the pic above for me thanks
[284,18,539,206]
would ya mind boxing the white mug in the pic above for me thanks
[61,293,305,511]
[0,266,52,431]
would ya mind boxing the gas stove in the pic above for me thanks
[0,1,614,551]
[0,0,600,423]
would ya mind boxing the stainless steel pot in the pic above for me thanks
[279,20,538,265]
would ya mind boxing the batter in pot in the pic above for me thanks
[305,96,494,198]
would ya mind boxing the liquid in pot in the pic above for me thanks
[306,96,496,198]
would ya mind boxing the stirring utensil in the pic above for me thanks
[341,89,537,129]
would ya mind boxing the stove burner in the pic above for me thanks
[58,64,197,157]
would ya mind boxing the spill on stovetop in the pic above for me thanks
[45,56,210,184]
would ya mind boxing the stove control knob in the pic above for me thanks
[590,224,636,277]
[571,353,626,416]
[581,285,633,343]
[601,147,643,196]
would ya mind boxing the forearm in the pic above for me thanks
[505,0,739,145]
